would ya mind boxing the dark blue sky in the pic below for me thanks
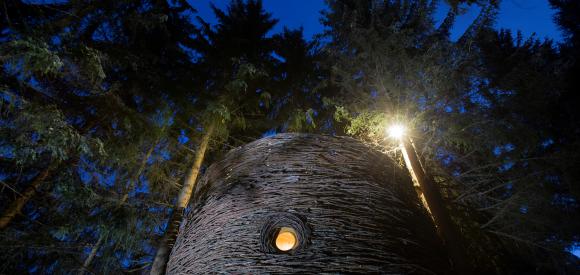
[190,0,326,39]
[435,0,563,41]
[190,0,562,42]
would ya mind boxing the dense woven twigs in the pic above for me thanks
[167,134,451,274]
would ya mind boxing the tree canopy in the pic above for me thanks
[0,0,578,273]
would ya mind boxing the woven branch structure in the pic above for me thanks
[167,133,452,274]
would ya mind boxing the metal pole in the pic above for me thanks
[400,137,471,274]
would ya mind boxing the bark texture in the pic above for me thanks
[82,139,159,273]
[167,133,452,274]
[401,138,471,273]
[0,167,52,230]
[79,234,104,275]
[150,123,214,275]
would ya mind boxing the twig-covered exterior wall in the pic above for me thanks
[167,134,451,274]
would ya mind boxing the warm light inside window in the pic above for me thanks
[387,124,406,139]
[275,227,297,251]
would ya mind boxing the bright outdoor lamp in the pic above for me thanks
[387,124,406,139]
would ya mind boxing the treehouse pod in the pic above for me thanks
[167,134,451,274]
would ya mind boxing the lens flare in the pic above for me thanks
[387,124,406,139]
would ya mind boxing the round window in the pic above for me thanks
[275,227,298,251]
[260,213,310,254]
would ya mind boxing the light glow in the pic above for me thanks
[387,124,406,139]
[275,227,297,251]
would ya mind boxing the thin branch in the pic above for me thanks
[0,180,23,197]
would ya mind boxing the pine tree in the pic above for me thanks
[150,1,282,272]
[0,0,201,273]
[2,0,576,273]
[320,0,577,272]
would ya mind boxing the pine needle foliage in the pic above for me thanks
[0,0,578,273]
[320,0,578,272]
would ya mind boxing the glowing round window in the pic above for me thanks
[260,213,310,253]
[275,227,298,251]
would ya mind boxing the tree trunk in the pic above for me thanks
[78,234,105,275]
[400,138,471,273]
[0,118,94,230]
[81,137,161,273]
[120,140,158,205]
[0,166,52,230]
[150,123,215,275]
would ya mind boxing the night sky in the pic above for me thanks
[189,0,577,258]
[2,1,578,273]
[191,0,563,42]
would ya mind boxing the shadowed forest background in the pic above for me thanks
[0,0,579,273]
